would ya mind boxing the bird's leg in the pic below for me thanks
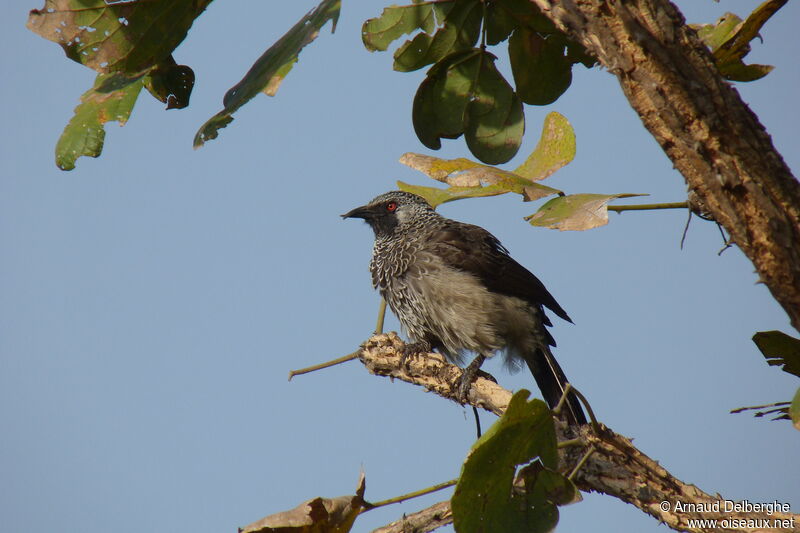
[399,339,432,369]
[456,354,486,403]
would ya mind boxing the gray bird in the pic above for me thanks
[343,191,586,425]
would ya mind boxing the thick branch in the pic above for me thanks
[361,334,800,533]
[529,0,800,330]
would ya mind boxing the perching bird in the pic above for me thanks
[343,191,586,425]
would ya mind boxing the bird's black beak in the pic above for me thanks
[341,204,373,220]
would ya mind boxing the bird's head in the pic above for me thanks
[342,190,436,237]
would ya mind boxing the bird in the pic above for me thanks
[342,190,586,425]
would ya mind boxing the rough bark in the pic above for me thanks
[361,334,800,533]
[371,500,453,533]
[527,0,800,330]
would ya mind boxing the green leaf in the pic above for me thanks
[717,62,773,82]
[692,0,787,82]
[55,73,144,171]
[362,1,441,52]
[412,48,527,163]
[514,111,575,182]
[693,12,743,51]
[452,390,567,533]
[393,0,481,72]
[194,0,340,148]
[491,0,557,34]
[484,1,518,45]
[412,49,480,149]
[791,387,800,431]
[509,27,572,105]
[526,193,647,231]
[713,0,785,65]
[518,461,579,507]
[465,52,525,164]
[752,331,800,378]
[27,0,213,75]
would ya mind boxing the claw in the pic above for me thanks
[399,340,431,369]
[454,354,486,403]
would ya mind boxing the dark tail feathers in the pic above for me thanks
[525,346,587,426]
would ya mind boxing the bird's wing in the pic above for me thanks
[427,223,572,324]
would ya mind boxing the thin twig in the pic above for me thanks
[568,386,601,434]
[568,446,596,481]
[557,438,584,449]
[361,479,458,513]
[287,350,359,380]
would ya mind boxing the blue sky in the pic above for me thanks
[1,1,798,532]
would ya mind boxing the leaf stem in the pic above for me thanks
[607,201,688,212]
[361,479,458,512]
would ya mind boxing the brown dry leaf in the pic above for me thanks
[240,472,365,533]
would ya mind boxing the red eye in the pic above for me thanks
[386,201,398,212]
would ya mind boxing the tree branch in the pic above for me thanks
[371,500,453,533]
[528,0,800,331]
[361,333,800,533]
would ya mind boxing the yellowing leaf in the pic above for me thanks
[398,181,513,208]
[791,388,800,431]
[398,152,561,207]
[526,193,646,231]
[514,111,575,182]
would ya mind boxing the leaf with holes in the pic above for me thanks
[526,193,647,231]
[55,72,144,171]
[27,0,212,75]
[393,0,481,72]
[194,0,340,148]
[362,1,449,52]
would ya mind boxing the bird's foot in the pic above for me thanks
[454,354,486,403]
[399,340,432,369]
